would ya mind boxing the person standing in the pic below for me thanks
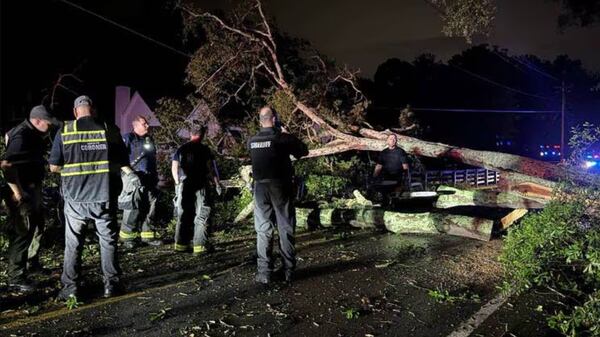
[248,106,308,284]
[119,116,162,248]
[171,126,221,255]
[1,105,59,292]
[49,95,138,299]
[373,134,409,203]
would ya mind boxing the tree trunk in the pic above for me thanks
[295,207,493,241]
[291,101,577,189]
[435,185,547,209]
[356,128,595,186]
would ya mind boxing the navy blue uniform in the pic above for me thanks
[119,132,159,242]
[248,127,308,281]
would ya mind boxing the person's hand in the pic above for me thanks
[12,190,29,207]
[280,126,289,134]
[14,192,32,218]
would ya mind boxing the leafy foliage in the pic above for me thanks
[295,155,368,201]
[212,188,253,226]
[553,0,600,30]
[342,308,360,320]
[65,295,82,310]
[429,0,496,43]
[500,125,600,336]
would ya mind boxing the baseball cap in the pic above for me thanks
[74,95,93,108]
[29,105,60,126]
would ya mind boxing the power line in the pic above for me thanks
[490,49,531,76]
[490,49,560,83]
[412,107,560,114]
[512,55,561,82]
[57,0,191,58]
[371,106,561,114]
[450,63,558,102]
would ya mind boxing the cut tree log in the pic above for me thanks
[435,185,547,209]
[509,182,553,200]
[295,207,493,241]
[233,200,254,224]
[501,209,529,229]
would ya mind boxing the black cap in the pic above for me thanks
[29,105,60,126]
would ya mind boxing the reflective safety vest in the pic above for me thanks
[60,120,111,202]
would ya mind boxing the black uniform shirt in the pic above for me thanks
[376,147,408,178]
[3,119,48,185]
[123,132,158,178]
[172,140,214,187]
[248,127,309,182]
[49,116,129,202]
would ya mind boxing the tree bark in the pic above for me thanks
[435,185,547,209]
[296,207,493,241]
[356,128,595,186]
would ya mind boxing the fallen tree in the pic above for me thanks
[178,0,595,193]
[435,185,547,209]
[296,207,493,241]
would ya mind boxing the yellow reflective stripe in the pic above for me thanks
[63,138,107,145]
[73,120,78,132]
[64,123,69,133]
[174,243,189,252]
[62,130,105,136]
[140,231,156,239]
[60,169,110,177]
[63,160,109,168]
[119,231,139,239]
[193,245,206,253]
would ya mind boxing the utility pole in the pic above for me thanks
[560,81,566,162]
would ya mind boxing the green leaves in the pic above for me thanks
[342,308,360,320]
[65,294,82,310]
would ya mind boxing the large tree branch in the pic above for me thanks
[196,53,242,92]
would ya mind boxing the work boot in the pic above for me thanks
[57,286,78,301]
[8,278,36,293]
[142,239,163,247]
[122,240,138,250]
[255,273,271,285]
[103,282,124,298]
[174,243,190,253]
[284,270,293,284]
[192,244,206,256]
[28,260,52,275]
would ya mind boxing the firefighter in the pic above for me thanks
[171,126,222,255]
[1,105,59,292]
[248,106,308,284]
[118,116,162,248]
[49,95,138,299]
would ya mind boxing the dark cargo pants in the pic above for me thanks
[120,181,159,242]
[253,180,296,276]
[174,180,211,253]
[62,201,121,291]
[6,183,43,282]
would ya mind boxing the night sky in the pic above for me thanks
[268,0,600,76]
[1,0,599,127]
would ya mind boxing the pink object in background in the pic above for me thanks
[114,86,161,133]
